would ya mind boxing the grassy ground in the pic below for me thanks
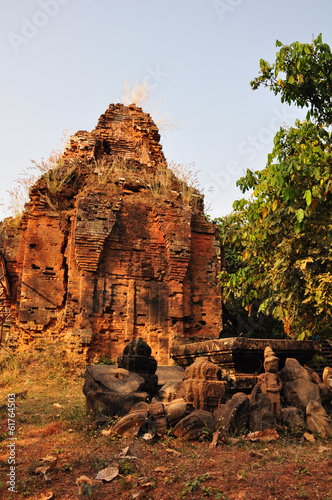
[1,345,332,500]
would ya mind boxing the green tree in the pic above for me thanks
[219,34,332,340]
[250,33,332,124]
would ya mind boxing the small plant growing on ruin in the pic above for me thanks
[122,79,151,107]
[95,355,116,365]
[169,160,201,204]
[147,160,202,207]
[4,130,70,217]
[202,424,215,442]
[122,79,179,133]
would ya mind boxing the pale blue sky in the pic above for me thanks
[1,0,331,219]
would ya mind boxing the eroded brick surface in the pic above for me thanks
[1,104,222,363]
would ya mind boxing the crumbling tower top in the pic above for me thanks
[63,103,166,171]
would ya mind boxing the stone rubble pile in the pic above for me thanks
[83,338,332,441]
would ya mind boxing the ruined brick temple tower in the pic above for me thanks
[0,104,222,363]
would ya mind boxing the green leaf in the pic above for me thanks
[297,209,305,222]
[294,220,301,234]
[288,75,295,84]
[273,305,284,319]
[304,45,311,54]
[304,189,312,206]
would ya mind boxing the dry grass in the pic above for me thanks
[145,160,202,207]
[122,80,179,133]
[168,161,201,204]
[92,157,137,186]
[122,80,151,107]
[4,154,203,221]
[3,103,195,220]
[0,342,81,392]
[155,111,179,134]
[4,131,70,218]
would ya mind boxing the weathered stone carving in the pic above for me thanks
[323,366,332,389]
[112,407,149,438]
[256,346,282,418]
[174,357,227,413]
[84,343,332,441]
[280,407,305,434]
[170,337,319,392]
[112,398,192,438]
[1,104,222,363]
[172,410,216,440]
[214,392,250,434]
[307,366,331,407]
[117,337,158,395]
[280,358,321,413]
[83,365,149,417]
[118,337,157,373]
[306,400,332,437]
[141,399,193,436]
[249,385,276,431]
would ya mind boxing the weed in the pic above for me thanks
[64,404,90,430]
[160,426,175,445]
[299,486,308,498]
[61,463,73,472]
[202,424,215,442]
[5,185,26,219]
[5,142,204,224]
[81,484,93,497]
[164,476,175,485]
[239,470,248,480]
[169,160,201,205]
[165,427,174,439]
[53,447,64,455]
[119,459,135,476]
[93,456,109,470]
[5,130,69,216]
[202,486,213,496]
[146,160,202,207]
[106,432,122,444]
[95,356,116,365]
[179,473,210,497]
[203,487,230,499]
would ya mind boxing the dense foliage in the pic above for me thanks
[218,34,332,340]
[250,33,332,124]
